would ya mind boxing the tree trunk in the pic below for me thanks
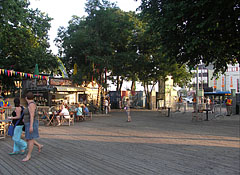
[119,77,123,92]
[143,81,157,110]
[116,76,119,91]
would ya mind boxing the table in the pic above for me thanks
[202,109,212,121]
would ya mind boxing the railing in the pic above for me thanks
[0,107,16,120]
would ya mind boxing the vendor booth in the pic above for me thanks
[23,78,86,107]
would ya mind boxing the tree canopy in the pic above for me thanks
[56,0,141,89]
[139,0,240,73]
[0,0,57,74]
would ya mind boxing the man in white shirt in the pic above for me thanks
[56,105,70,126]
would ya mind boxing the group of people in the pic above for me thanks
[6,92,43,162]
[54,103,89,126]
[5,93,131,163]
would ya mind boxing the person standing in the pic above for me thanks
[0,96,4,120]
[226,97,232,116]
[206,96,211,109]
[125,98,131,122]
[22,92,43,162]
[8,98,27,155]
[192,94,197,112]
[0,95,11,120]
[119,100,122,111]
[177,96,183,112]
[104,98,109,114]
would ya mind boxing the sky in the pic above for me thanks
[29,0,141,54]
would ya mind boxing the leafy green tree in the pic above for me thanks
[135,15,192,109]
[0,0,57,91]
[139,0,239,73]
[56,0,140,89]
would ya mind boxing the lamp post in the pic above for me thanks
[196,66,199,113]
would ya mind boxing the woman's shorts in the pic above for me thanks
[24,120,39,140]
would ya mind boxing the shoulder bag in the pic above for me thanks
[8,106,24,136]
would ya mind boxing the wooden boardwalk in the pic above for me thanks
[0,110,239,175]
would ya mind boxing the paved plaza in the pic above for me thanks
[0,110,239,175]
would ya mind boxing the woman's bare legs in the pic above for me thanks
[22,139,34,162]
[22,139,43,161]
[34,140,43,153]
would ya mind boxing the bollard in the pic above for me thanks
[183,103,186,113]
[167,107,171,117]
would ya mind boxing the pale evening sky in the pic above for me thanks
[29,0,141,54]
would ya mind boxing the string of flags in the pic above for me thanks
[0,68,48,80]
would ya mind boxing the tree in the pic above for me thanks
[0,0,57,91]
[56,0,140,89]
[135,13,192,109]
[139,0,240,73]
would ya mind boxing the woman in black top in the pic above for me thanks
[8,98,27,155]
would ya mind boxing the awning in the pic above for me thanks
[54,86,86,92]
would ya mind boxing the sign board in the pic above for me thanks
[37,79,47,86]
[50,78,72,86]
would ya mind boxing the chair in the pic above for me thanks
[37,107,50,125]
[43,111,55,126]
[75,114,84,121]
[192,104,204,121]
[84,112,92,121]
[61,114,74,126]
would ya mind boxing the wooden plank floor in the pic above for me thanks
[0,110,239,175]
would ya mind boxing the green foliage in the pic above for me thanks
[56,0,192,103]
[56,0,140,87]
[139,0,240,73]
[0,0,57,74]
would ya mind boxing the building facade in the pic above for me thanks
[191,63,240,93]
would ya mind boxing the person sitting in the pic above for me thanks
[83,104,92,120]
[83,104,89,116]
[56,104,70,126]
[75,103,83,121]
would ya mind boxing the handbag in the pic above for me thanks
[8,124,15,136]
[8,106,24,136]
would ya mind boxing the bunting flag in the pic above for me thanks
[73,63,77,75]
[0,68,48,80]
[56,57,68,78]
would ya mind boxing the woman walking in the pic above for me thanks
[8,98,27,155]
[22,92,43,162]
[125,99,131,122]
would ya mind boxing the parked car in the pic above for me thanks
[183,97,193,104]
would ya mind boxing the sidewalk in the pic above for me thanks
[0,110,239,175]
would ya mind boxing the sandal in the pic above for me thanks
[8,152,19,155]
[19,149,27,155]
